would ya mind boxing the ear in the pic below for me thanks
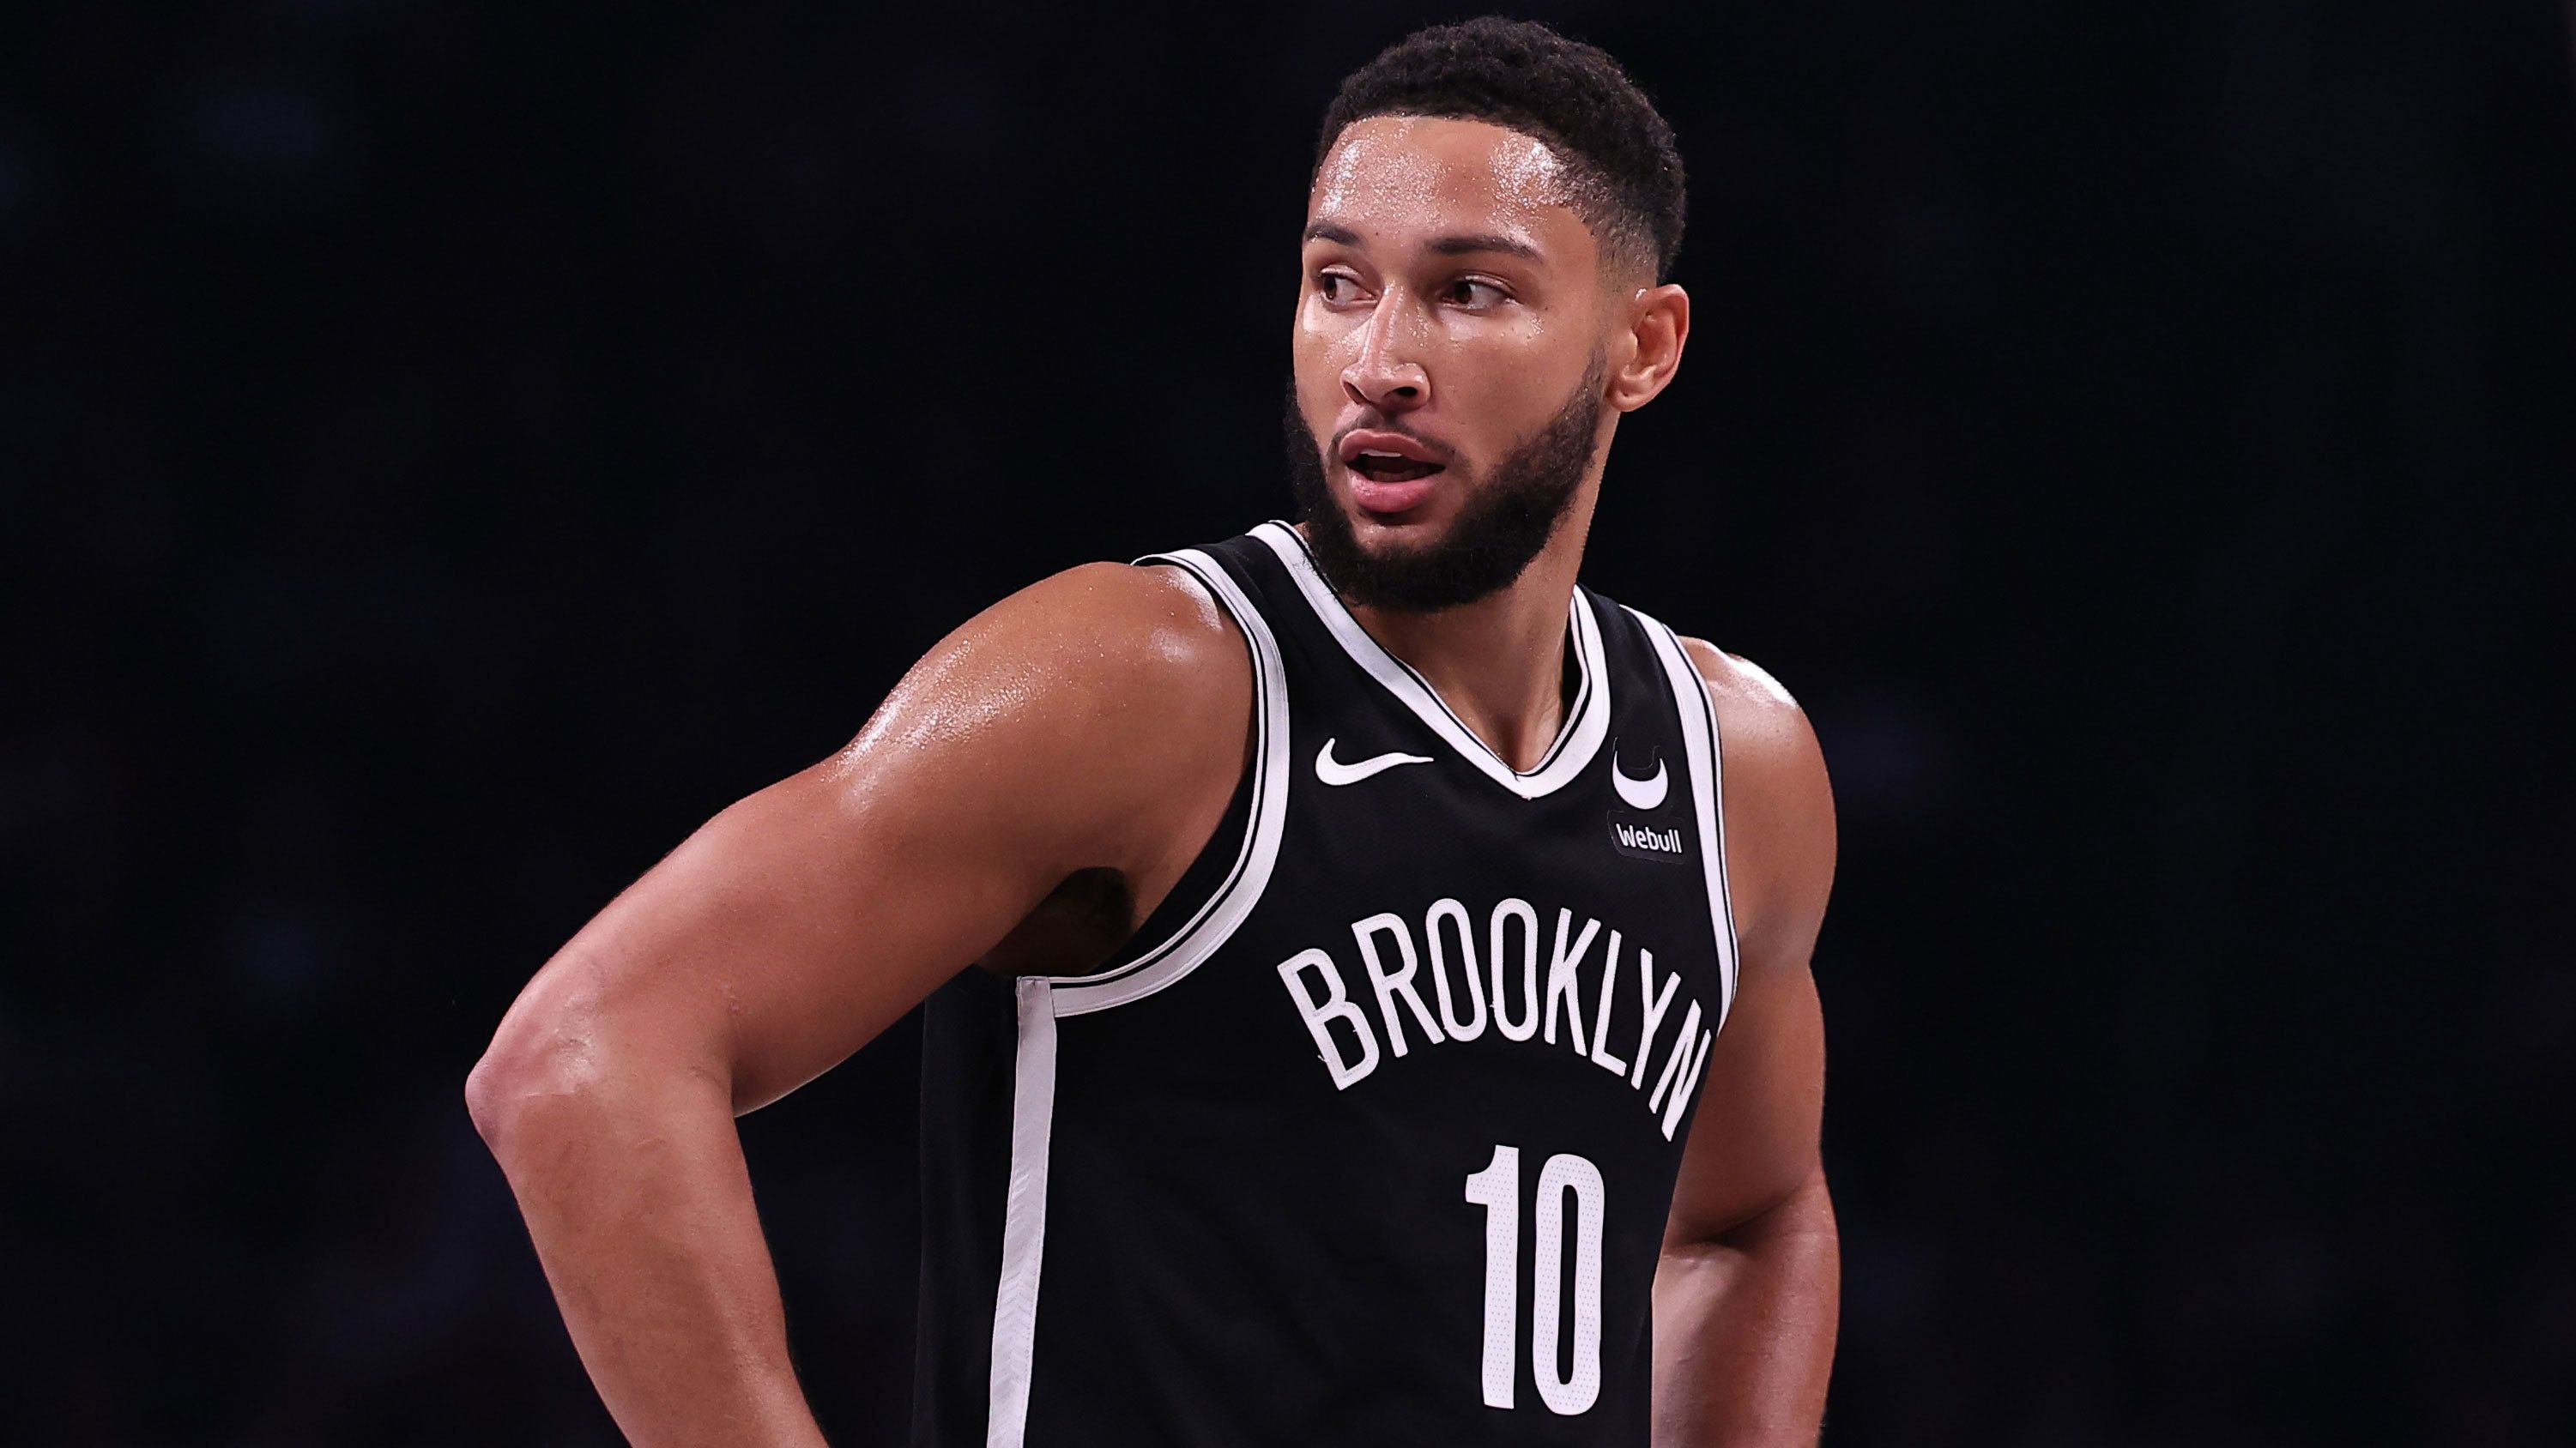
[1607,283,1690,413]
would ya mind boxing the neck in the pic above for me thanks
[1321,481,1603,774]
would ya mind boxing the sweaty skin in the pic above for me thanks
[1294,116,1684,771]
[470,114,1835,1448]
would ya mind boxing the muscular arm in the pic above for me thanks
[463,563,1249,1447]
[1652,641,1840,1447]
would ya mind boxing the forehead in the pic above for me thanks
[1309,114,1587,253]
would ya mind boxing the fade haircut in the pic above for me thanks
[1315,16,1687,281]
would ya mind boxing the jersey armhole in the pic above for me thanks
[1043,550,1293,1017]
[1625,606,1745,1035]
[1076,739,1255,984]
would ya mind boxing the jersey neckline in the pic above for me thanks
[1250,520,1609,801]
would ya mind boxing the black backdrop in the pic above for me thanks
[7,3,2573,1443]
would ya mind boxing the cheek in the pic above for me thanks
[1446,343,1578,426]
[1290,310,1351,405]
[1437,337,1593,478]
[1291,295,1358,358]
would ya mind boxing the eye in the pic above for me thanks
[1315,269,1365,305]
[1442,277,1511,309]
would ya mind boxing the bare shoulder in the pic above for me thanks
[1674,637,1836,960]
[1675,638,1828,815]
[825,560,1252,870]
[845,561,1248,757]
[1676,638,1815,759]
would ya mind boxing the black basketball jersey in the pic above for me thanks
[913,522,1741,1447]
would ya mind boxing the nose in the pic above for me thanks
[1341,303,1430,415]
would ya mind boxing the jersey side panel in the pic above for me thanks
[911,965,1016,1446]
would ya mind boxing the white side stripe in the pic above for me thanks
[984,977,1058,1448]
[1630,610,1741,1032]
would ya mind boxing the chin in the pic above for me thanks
[1345,520,1442,558]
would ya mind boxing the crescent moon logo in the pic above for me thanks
[1612,745,1669,811]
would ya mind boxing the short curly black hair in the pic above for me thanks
[1315,17,1686,280]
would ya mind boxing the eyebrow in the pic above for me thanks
[1301,220,1544,262]
[1427,232,1542,261]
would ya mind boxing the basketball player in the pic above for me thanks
[469,18,1838,1446]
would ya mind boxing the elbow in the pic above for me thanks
[1670,1162,1835,1258]
[464,965,731,1166]
[465,1028,548,1161]
[1728,1165,1836,1251]
[465,976,602,1163]
[463,1046,512,1149]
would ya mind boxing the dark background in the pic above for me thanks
[6,2,2572,1443]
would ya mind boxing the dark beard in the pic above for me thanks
[1285,359,1605,613]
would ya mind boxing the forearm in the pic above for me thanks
[1650,1171,1840,1448]
[473,1062,827,1448]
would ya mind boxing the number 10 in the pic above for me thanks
[1462,1143,1605,1415]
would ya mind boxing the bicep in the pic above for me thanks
[532,752,1073,1115]
[1661,949,1827,1246]
[487,564,1248,1114]
[1663,643,1838,1244]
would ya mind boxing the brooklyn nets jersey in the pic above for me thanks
[914,522,1740,1446]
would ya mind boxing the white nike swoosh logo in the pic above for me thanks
[1612,747,1669,811]
[1315,738,1435,786]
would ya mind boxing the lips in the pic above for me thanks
[1338,428,1445,479]
[1336,429,1448,516]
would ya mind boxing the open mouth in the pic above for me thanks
[1347,450,1445,485]
[1336,430,1451,516]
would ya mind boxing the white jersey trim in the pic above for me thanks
[1251,521,1609,800]
[984,976,1059,1448]
[1631,609,1742,1030]
[1043,548,1292,1017]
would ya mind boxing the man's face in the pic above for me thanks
[1290,115,1619,610]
